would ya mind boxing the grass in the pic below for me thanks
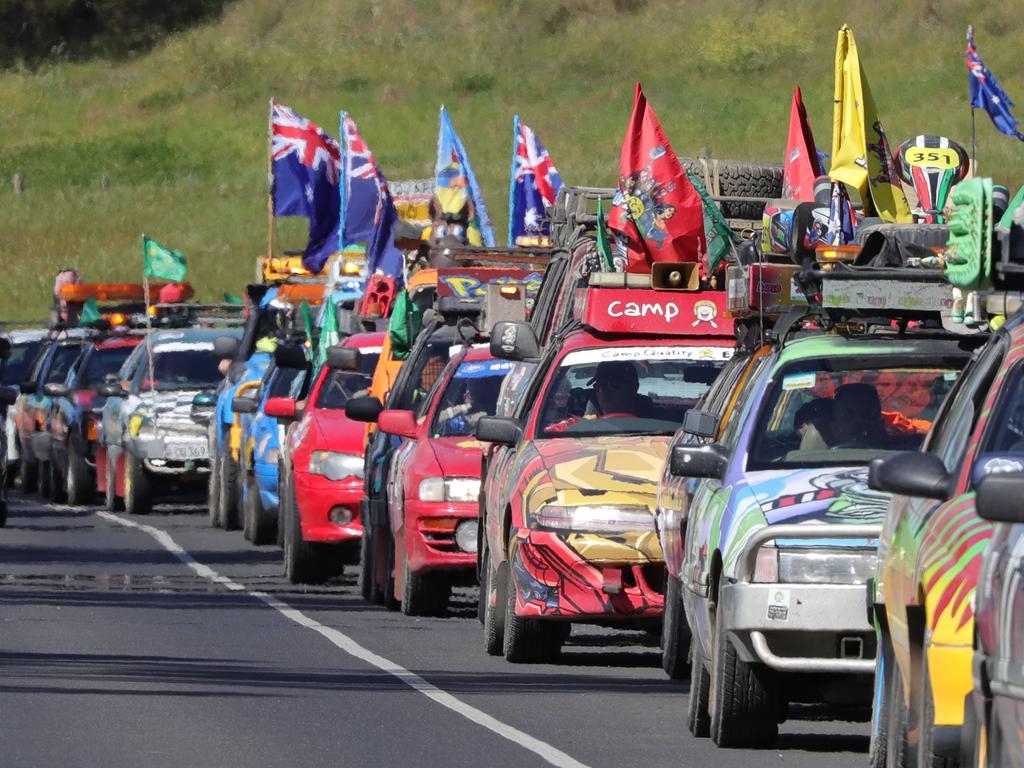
[1,0,1022,317]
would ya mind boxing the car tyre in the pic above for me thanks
[37,460,53,499]
[401,550,450,617]
[283,479,329,585]
[105,451,123,511]
[662,575,692,679]
[383,532,400,611]
[869,629,893,768]
[688,643,712,737]
[220,453,241,531]
[65,440,91,506]
[917,645,957,768]
[502,563,566,664]
[208,451,223,527]
[123,453,152,515]
[18,445,37,493]
[360,527,382,603]
[482,551,507,657]
[245,475,275,545]
[49,459,67,503]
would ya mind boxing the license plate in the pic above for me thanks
[165,442,208,460]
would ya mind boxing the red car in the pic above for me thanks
[271,332,383,584]
[377,348,514,615]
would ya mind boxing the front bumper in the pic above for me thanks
[293,470,363,543]
[404,499,477,575]
[128,434,210,475]
[721,523,881,674]
[509,528,665,621]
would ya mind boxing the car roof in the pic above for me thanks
[146,327,242,345]
[343,331,386,349]
[4,329,48,343]
[774,332,983,366]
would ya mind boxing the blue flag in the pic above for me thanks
[435,106,496,247]
[507,115,563,245]
[966,26,1024,142]
[270,101,341,273]
[340,111,387,246]
[365,180,404,290]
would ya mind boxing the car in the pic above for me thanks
[669,291,978,748]
[44,334,142,504]
[98,327,241,514]
[2,328,47,485]
[378,347,514,615]
[272,332,383,583]
[477,274,735,663]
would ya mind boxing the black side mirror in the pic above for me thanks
[43,383,70,398]
[97,382,128,398]
[326,346,361,371]
[213,335,240,360]
[976,472,1024,524]
[232,395,259,414]
[0,338,11,360]
[490,321,540,362]
[476,416,522,447]
[683,408,719,439]
[345,395,383,423]
[0,386,17,406]
[669,443,729,479]
[274,343,308,370]
[868,452,951,500]
[19,381,36,395]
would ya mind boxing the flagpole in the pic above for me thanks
[971,107,978,175]
[507,114,519,247]
[267,98,275,262]
[141,236,157,423]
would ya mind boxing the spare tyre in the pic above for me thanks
[681,157,784,220]
[854,222,949,249]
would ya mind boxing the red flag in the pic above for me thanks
[781,86,822,201]
[609,83,705,273]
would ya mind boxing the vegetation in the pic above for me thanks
[1,0,1021,316]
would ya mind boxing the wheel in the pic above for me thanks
[688,642,712,737]
[916,646,958,768]
[245,475,276,545]
[401,549,450,617]
[476,548,488,625]
[680,157,783,220]
[869,629,893,768]
[49,458,66,503]
[383,532,399,611]
[0,498,7,527]
[17,444,37,493]
[123,453,152,515]
[502,558,566,663]
[709,600,780,747]
[207,451,223,527]
[65,440,92,506]
[886,652,911,768]
[359,527,382,603]
[662,575,692,679]
[282,479,330,585]
[104,451,123,511]
[219,453,241,531]
[482,550,507,657]
[37,460,52,499]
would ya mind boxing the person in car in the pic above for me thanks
[830,383,887,448]
[546,361,643,433]
[437,376,502,435]
[794,397,835,451]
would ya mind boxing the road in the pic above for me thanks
[0,492,869,767]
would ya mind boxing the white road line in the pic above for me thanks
[96,511,590,768]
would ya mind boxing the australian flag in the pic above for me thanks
[966,26,1024,142]
[270,101,341,273]
[507,116,562,246]
[340,112,387,246]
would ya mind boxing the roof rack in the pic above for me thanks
[428,244,552,268]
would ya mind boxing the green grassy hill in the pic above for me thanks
[1,0,1021,317]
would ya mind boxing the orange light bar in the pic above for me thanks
[277,283,325,305]
[59,282,194,303]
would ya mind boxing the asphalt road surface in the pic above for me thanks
[0,492,869,767]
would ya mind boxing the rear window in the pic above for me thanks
[79,345,136,387]
[134,345,221,391]
[46,344,85,384]
[3,340,42,385]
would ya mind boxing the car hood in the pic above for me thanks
[306,409,365,453]
[428,435,484,478]
[137,390,207,436]
[745,466,890,529]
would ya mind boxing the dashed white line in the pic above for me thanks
[96,511,590,768]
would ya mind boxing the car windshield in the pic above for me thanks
[537,346,729,438]
[3,340,42,385]
[46,344,84,384]
[431,358,515,437]
[79,345,136,387]
[747,358,961,470]
[314,349,380,409]
[137,345,221,391]
[266,366,304,399]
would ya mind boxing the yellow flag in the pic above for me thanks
[830,25,911,223]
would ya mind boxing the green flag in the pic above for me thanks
[79,295,100,326]
[388,290,422,361]
[685,171,738,275]
[596,197,615,271]
[299,299,315,347]
[142,235,188,282]
[315,301,340,367]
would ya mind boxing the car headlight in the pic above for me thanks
[532,504,656,534]
[417,477,480,502]
[771,548,877,585]
[308,451,363,481]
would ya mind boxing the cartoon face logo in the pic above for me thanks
[692,300,718,328]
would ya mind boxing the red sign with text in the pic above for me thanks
[578,287,734,337]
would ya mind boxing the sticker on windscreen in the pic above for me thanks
[560,346,733,367]
[782,372,817,391]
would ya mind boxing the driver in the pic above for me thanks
[438,376,502,435]
[830,383,886,448]
[546,361,642,433]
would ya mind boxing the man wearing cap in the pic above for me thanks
[546,360,643,433]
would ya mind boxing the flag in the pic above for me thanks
[299,300,315,346]
[340,111,390,246]
[686,171,736,274]
[596,197,615,271]
[781,86,822,201]
[270,101,341,273]
[365,182,404,290]
[142,235,187,282]
[831,25,911,223]
[507,116,563,245]
[824,182,857,246]
[315,299,340,367]
[79,296,100,326]
[966,26,1024,142]
[608,83,706,274]
[435,106,495,247]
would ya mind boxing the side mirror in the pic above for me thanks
[377,409,419,439]
[190,391,216,424]
[213,335,240,361]
[232,395,259,414]
[43,383,70,398]
[345,395,383,423]
[264,397,297,420]
[97,382,127,398]
[868,452,951,500]
[476,416,522,447]
[683,408,719,439]
[0,386,17,406]
[326,346,361,371]
[274,343,308,370]
[976,472,1024,524]
[19,381,36,395]
[227,361,247,384]
[669,443,729,479]
[490,321,540,362]
[0,338,11,360]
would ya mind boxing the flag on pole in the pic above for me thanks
[340,111,391,246]
[596,197,615,271]
[781,86,822,201]
[79,296,100,326]
[508,116,562,245]
[831,25,911,223]
[608,83,706,274]
[315,300,340,367]
[365,181,404,290]
[966,26,1024,142]
[142,235,187,282]
[435,106,495,247]
[270,101,341,273]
